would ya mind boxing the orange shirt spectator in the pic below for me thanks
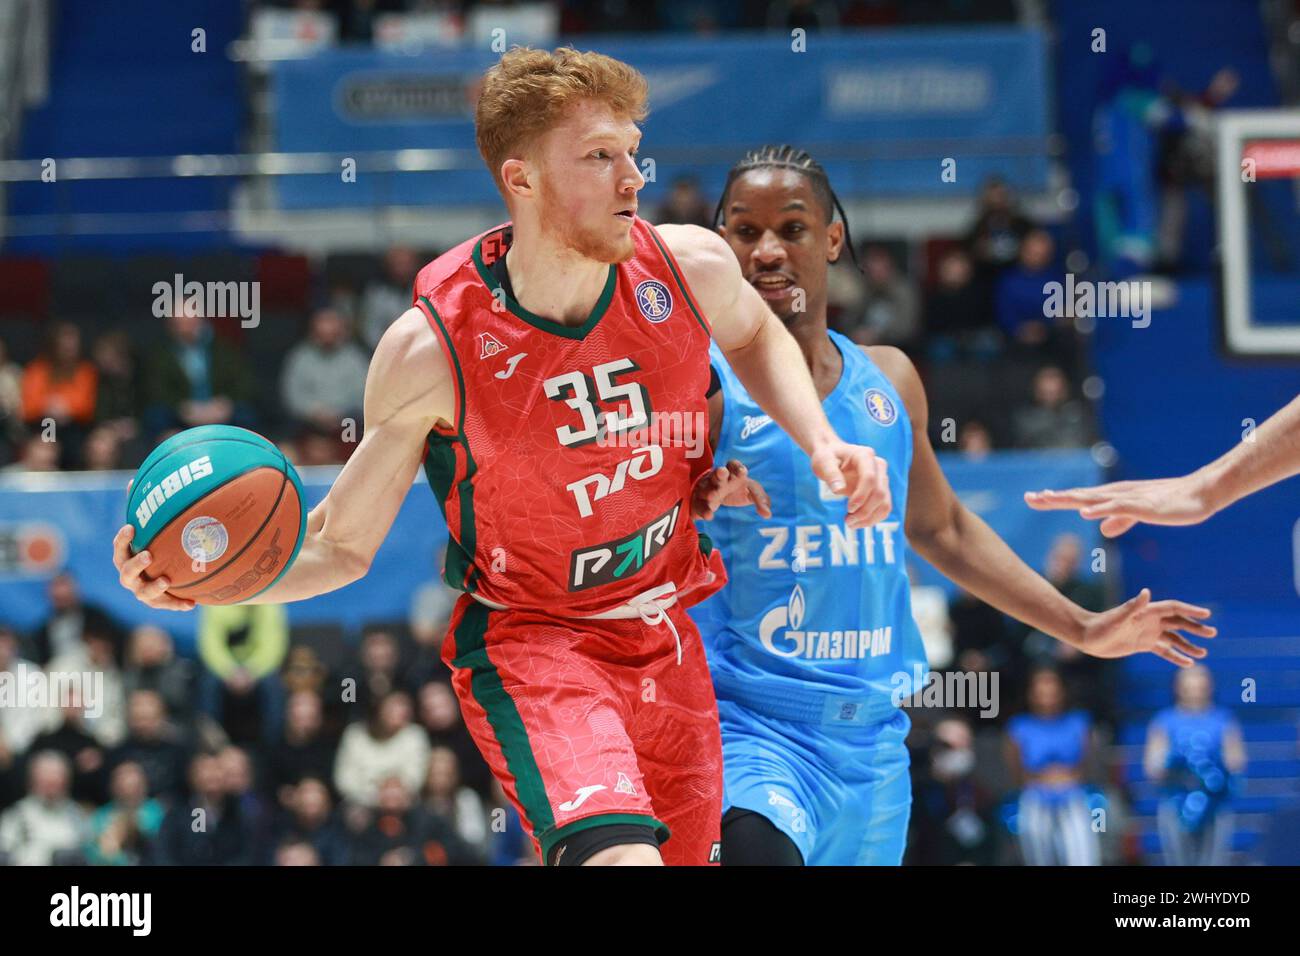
[21,322,98,426]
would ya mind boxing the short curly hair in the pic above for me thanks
[475,46,649,197]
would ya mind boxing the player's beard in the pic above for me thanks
[537,185,635,265]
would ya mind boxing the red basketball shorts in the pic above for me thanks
[441,594,723,866]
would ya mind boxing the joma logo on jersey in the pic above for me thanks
[757,521,901,570]
[135,455,214,529]
[566,445,664,518]
[758,584,892,660]
[569,502,680,591]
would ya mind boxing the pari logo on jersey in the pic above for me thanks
[864,388,898,426]
[758,584,893,660]
[569,501,680,590]
[634,279,673,323]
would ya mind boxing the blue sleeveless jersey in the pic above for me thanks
[690,331,929,727]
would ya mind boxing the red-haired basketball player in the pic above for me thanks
[112,47,890,866]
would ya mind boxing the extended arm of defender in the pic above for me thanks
[1026,394,1300,536]
[113,308,454,610]
[658,223,890,528]
[872,346,1215,667]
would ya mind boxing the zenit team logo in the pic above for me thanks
[634,279,673,323]
[864,388,898,426]
[182,516,229,565]
[477,331,506,358]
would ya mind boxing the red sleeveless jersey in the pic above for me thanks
[412,217,725,616]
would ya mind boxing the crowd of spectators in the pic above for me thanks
[0,175,1100,474]
[0,570,534,866]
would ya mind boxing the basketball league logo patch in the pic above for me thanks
[182,516,229,565]
[864,388,898,426]
[634,279,673,323]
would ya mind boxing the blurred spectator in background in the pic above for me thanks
[268,689,337,802]
[281,644,338,733]
[923,247,997,360]
[142,303,255,442]
[221,744,274,864]
[994,228,1060,350]
[909,716,1001,865]
[0,750,86,865]
[122,625,195,729]
[965,176,1032,288]
[90,330,141,461]
[28,691,109,805]
[81,424,124,470]
[957,419,994,460]
[416,678,491,796]
[348,774,476,865]
[405,578,459,690]
[47,623,127,749]
[28,571,122,668]
[1145,666,1245,865]
[111,689,190,801]
[1156,68,1239,273]
[0,626,50,809]
[767,0,840,30]
[155,751,255,865]
[423,744,488,857]
[85,759,163,865]
[1092,43,1165,277]
[289,421,346,466]
[656,175,713,229]
[279,307,368,443]
[841,244,919,350]
[334,689,430,808]
[1004,668,1099,865]
[20,322,97,467]
[274,838,321,865]
[197,603,289,747]
[1,431,59,472]
[273,776,348,866]
[1012,366,1095,450]
[0,338,24,455]
[353,625,404,715]
[360,246,421,351]
[949,585,1010,675]
[1016,534,1113,729]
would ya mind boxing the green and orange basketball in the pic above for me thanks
[126,425,307,606]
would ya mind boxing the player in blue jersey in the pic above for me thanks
[688,144,1220,866]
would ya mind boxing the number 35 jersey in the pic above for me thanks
[412,218,726,616]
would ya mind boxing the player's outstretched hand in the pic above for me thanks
[809,440,891,529]
[692,460,772,521]
[1024,474,1216,538]
[1079,588,1215,666]
[112,524,196,612]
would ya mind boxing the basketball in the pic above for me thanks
[125,425,307,606]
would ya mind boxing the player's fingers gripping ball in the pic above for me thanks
[125,425,307,605]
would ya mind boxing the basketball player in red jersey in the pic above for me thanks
[112,47,890,866]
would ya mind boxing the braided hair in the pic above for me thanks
[712,144,862,272]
